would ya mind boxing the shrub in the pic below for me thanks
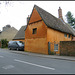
[1,39,8,48]
[50,51,55,55]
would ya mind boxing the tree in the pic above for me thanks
[66,11,75,29]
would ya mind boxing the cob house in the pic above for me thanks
[24,5,75,55]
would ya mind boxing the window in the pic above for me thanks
[68,34,70,38]
[33,28,37,34]
[17,41,24,46]
[54,44,58,51]
[12,41,17,45]
[64,34,67,37]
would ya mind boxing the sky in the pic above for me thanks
[0,1,75,31]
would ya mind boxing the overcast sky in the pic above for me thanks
[0,1,75,31]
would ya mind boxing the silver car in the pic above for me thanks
[8,41,24,51]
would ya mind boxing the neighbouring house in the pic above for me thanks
[25,5,75,55]
[0,30,2,34]
[0,25,18,41]
[13,25,26,43]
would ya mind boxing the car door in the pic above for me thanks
[12,41,18,50]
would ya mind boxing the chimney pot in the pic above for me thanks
[58,7,65,23]
[27,15,30,24]
[58,7,62,18]
[58,7,64,21]
[28,15,29,17]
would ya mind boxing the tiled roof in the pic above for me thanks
[13,25,26,40]
[26,5,75,36]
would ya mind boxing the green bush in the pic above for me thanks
[50,51,55,55]
[1,39,8,48]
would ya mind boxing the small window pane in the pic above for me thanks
[13,42,17,45]
[33,28,37,34]
[64,34,67,37]
[68,34,70,38]
[54,44,58,51]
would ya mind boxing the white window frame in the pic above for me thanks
[54,44,58,51]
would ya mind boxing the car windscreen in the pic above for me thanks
[17,41,24,46]
[8,41,14,44]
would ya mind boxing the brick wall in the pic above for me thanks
[72,36,75,41]
[60,41,75,56]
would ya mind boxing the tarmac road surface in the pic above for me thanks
[0,48,75,74]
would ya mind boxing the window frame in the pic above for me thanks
[68,34,70,38]
[54,44,58,52]
[64,34,67,37]
[32,28,37,34]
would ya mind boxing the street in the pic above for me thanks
[0,48,75,74]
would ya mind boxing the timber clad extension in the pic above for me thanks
[25,5,75,55]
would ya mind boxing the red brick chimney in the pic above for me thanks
[58,7,64,21]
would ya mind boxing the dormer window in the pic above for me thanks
[33,28,37,34]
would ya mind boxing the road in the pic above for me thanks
[0,48,75,74]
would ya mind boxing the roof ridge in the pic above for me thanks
[25,5,75,36]
[13,25,26,40]
[34,5,75,35]
[34,5,58,20]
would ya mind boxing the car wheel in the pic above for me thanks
[8,48,11,50]
[17,48,19,51]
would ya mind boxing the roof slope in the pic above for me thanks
[65,23,75,36]
[13,25,26,40]
[0,27,18,41]
[27,5,75,36]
